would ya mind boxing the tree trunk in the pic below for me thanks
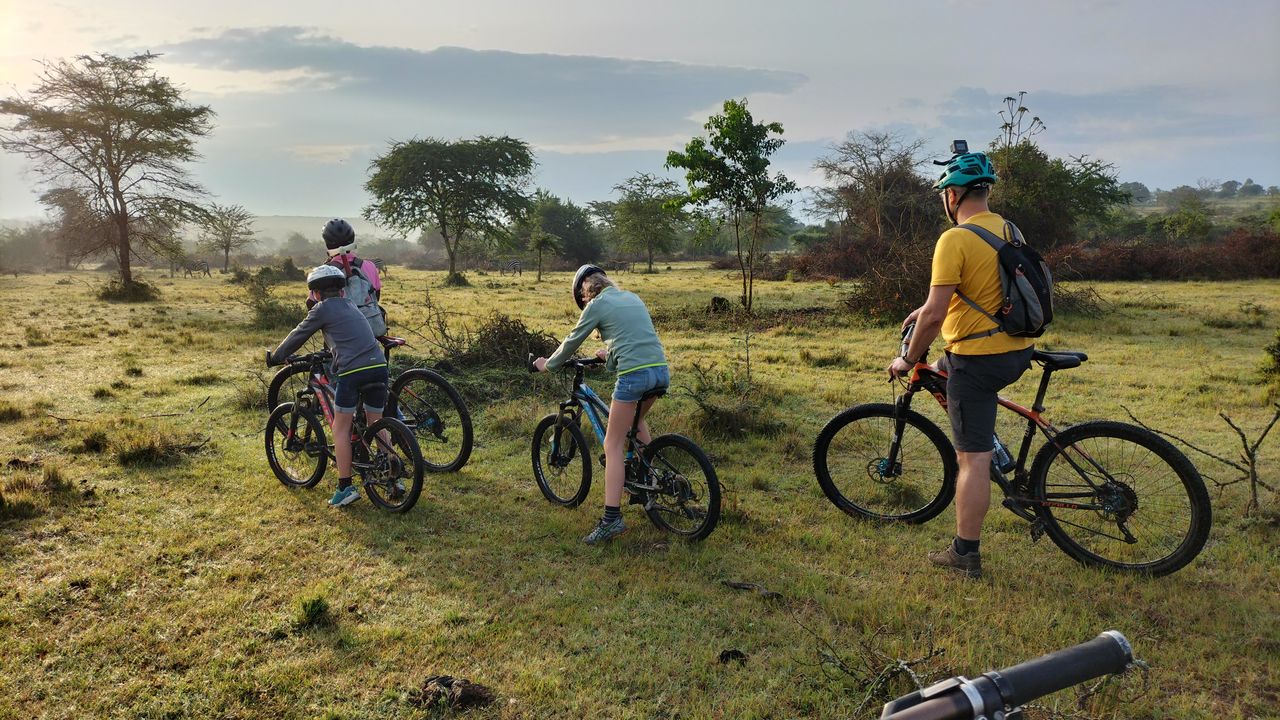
[537,249,543,282]
[647,244,654,273]
[117,216,132,285]
[445,236,458,278]
[224,248,230,272]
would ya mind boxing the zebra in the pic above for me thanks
[369,258,389,277]
[499,259,523,277]
[182,260,211,278]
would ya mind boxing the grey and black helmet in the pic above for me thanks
[572,264,605,309]
[322,218,356,253]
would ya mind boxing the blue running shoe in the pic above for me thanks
[582,517,626,545]
[328,486,361,508]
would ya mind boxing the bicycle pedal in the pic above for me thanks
[1029,519,1046,543]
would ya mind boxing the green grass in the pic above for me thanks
[0,267,1277,719]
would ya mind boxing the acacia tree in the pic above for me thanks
[610,173,685,272]
[364,136,535,285]
[0,53,214,287]
[667,99,796,312]
[526,227,561,281]
[197,203,256,271]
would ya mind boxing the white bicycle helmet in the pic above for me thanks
[307,264,347,293]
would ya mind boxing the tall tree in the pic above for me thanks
[666,98,796,312]
[0,53,215,286]
[197,203,256,271]
[520,190,602,265]
[39,187,109,268]
[610,173,685,272]
[813,131,938,247]
[364,136,535,284]
[526,227,561,282]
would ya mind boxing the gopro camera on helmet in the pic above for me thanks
[949,139,969,155]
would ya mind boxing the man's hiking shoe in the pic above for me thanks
[928,543,982,578]
[328,486,361,508]
[582,517,627,545]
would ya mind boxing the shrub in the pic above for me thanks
[24,326,51,347]
[1264,330,1280,402]
[98,278,161,302]
[241,277,302,330]
[111,421,206,466]
[680,361,781,439]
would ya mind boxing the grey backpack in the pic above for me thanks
[955,221,1053,342]
[333,255,387,336]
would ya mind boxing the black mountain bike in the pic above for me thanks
[267,335,473,473]
[527,355,721,541]
[265,350,425,512]
[813,325,1211,576]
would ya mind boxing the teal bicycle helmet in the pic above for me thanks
[932,152,998,191]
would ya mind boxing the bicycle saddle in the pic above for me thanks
[1032,350,1088,370]
[639,386,668,402]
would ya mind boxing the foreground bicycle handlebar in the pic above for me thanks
[525,353,605,373]
[880,631,1133,720]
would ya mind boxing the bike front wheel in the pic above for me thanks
[388,368,474,472]
[813,403,957,523]
[1029,421,1211,575]
[641,434,721,541]
[267,363,312,411]
[264,402,328,488]
[531,414,592,507]
[361,417,425,513]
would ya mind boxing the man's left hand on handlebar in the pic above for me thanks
[887,355,914,379]
[532,356,549,373]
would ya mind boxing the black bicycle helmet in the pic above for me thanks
[322,218,356,251]
[572,264,605,309]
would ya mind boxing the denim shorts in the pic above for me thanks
[613,365,670,403]
[334,365,389,414]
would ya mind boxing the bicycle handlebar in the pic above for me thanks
[880,631,1133,720]
[526,353,605,373]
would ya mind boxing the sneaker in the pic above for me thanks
[328,486,361,508]
[582,517,627,545]
[928,542,982,579]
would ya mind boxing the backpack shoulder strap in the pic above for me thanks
[957,223,1006,252]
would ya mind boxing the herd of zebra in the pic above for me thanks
[170,257,389,279]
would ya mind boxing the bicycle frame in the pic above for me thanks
[900,360,1126,527]
[289,357,376,464]
[550,361,659,486]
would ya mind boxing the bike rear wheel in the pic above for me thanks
[264,402,328,488]
[388,368,473,472]
[531,413,592,507]
[813,403,956,523]
[1029,421,1211,575]
[641,434,721,540]
[361,417,425,513]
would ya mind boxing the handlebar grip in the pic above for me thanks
[880,693,971,720]
[996,631,1132,708]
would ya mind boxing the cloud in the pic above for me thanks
[159,27,807,148]
[286,143,370,164]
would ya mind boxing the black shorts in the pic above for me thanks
[939,348,1034,453]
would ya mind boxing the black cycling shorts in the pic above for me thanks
[939,348,1033,453]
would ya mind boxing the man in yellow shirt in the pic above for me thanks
[887,149,1034,578]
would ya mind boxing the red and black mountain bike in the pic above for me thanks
[813,325,1211,576]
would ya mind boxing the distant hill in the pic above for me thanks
[247,215,401,246]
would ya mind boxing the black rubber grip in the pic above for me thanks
[997,632,1132,707]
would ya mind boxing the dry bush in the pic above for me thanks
[98,278,161,302]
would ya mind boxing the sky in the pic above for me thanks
[1,0,1278,224]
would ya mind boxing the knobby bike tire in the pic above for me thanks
[641,434,721,540]
[264,402,327,488]
[266,362,313,411]
[531,414,592,507]
[362,417,425,513]
[388,368,474,473]
[1029,420,1211,575]
[813,403,957,523]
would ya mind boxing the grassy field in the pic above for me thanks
[1,265,1277,719]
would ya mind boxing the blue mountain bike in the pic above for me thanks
[527,355,721,541]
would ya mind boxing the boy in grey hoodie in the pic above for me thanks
[268,265,388,508]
